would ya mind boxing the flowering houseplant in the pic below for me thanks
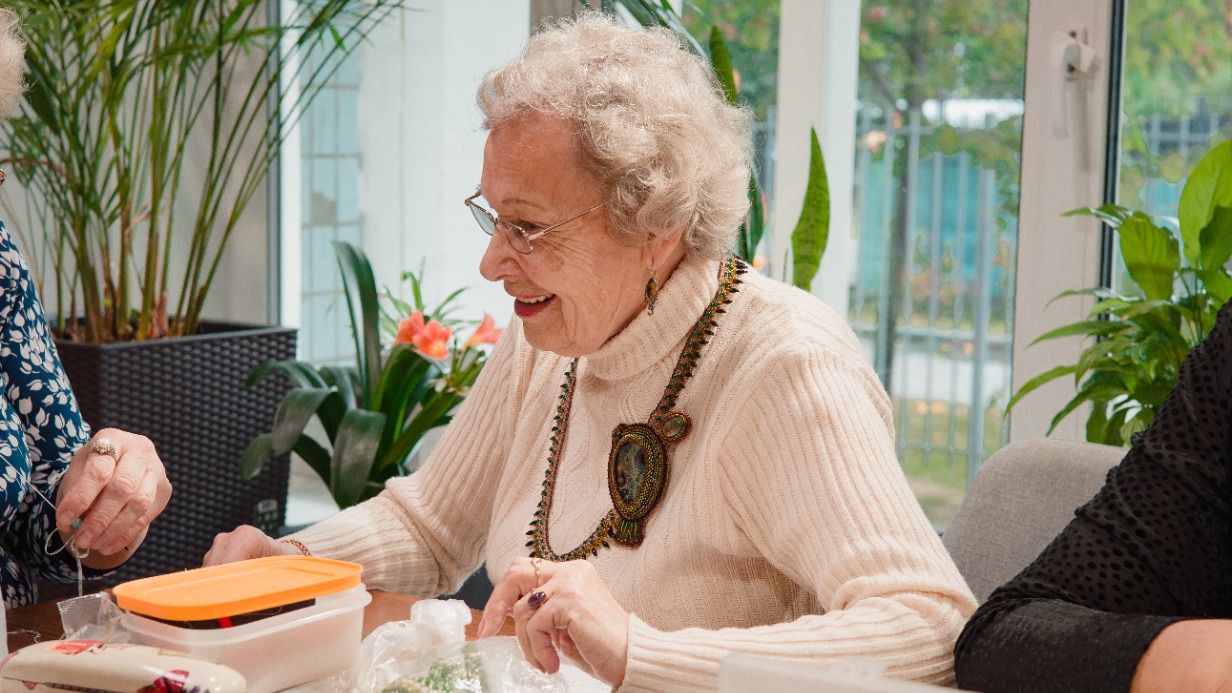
[241,241,500,508]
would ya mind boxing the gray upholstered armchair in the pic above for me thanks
[942,438,1125,603]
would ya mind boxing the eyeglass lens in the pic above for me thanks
[468,198,533,253]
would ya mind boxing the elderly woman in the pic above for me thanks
[0,8,173,607]
[206,12,975,690]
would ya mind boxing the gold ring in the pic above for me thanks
[531,557,542,587]
[90,436,118,460]
[528,590,548,609]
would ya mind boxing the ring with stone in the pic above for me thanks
[528,590,549,609]
[90,436,119,460]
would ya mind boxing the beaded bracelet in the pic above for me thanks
[280,538,311,556]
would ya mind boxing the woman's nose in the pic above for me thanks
[479,225,519,282]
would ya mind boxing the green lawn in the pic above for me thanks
[894,397,1007,531]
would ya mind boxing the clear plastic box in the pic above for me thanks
[122,584,371,693]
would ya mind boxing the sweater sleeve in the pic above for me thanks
[285,320,523,596]
[954,301,1232,693]
[620,347,977,692]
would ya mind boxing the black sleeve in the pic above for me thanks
[954,300,1232,693]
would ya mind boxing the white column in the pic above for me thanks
[771,0,860,312]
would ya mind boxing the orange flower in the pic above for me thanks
[464,313,502,349]
[412,320,452,361]
[395,310,426,345]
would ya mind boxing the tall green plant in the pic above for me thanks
[789,128,831,291]
[1008,139,1232,446]
[0,0,401,343]
[241,241,496,509]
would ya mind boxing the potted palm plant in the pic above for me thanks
[0,0,403,586]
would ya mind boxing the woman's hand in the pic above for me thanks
[56,428,172,569]
[1132,620,1232,692]
[203,525,301,566]
[478,558,629,688]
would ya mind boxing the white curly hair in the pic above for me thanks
[0,8,23,119]
[476,12,753,260]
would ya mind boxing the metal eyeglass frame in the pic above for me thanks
[464,190,604,254]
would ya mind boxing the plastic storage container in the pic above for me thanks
[114,556,370,693]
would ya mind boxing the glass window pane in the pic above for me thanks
[682,2,780,207]
[1115,1,1232,288]
[852,2,1028,529]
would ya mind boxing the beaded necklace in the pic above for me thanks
[528,256,746,561]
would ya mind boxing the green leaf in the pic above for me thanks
[708,27,738,106]
[333,241,383,405]
[1179,139,1232,269]
[1198,205,1232,271]
[247,360,327,389]
[1085,402,1111,444]
[790,128,831,292]
[240,433,274,481]
[600,0,703,54]
[330,409,387,509]
[270,387,338,454]
[1063,203,1134,229]
[1117,212,1181,301]
[1046,391,1090,435]
[320,365,360,410]
[292,435,332,492]
[376,390,459,474]
[742,175,765,262]
[1028,319,1125,345]
[1006,364,1078,412]
[1196,269,1232,305]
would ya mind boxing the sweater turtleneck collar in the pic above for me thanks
[579,252,720,382]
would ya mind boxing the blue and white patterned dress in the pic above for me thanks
[0,222,96,607]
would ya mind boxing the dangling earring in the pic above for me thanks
[644,273,659,315]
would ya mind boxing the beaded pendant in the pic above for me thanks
[528,256,746,561]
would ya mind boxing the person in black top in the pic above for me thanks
[955,298,1232,692]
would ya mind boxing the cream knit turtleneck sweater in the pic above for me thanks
[289,254,976,691]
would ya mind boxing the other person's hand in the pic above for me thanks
[203,525,301,566]
[56,428,172,568]
[478,557,629,688]
[1132,620,1232,692]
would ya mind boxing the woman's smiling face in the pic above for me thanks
[478,114,673,357]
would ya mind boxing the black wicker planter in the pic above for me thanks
[52,322,296,591]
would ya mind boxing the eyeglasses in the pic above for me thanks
[464,190,604,254]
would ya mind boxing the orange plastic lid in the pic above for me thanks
[113,556,363,621]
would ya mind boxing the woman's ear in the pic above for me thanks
[643,229,687,275]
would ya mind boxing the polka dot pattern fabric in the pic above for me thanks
[0,222,100,608]
[955,299,1232,692]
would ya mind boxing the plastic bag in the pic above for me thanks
[334,599,567,693]
[57,591,131,643]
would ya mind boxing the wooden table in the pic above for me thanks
[6,590,514,653]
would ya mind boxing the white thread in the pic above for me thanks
[27,484,86,598]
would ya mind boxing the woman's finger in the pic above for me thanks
[203,525,290,566]
[89,465,168,555]
[525,602,563,674]
[56,445,114,529]
[72,447,157,551]
[479,558,540,638]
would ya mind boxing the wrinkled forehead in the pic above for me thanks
[480,114,598,199]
